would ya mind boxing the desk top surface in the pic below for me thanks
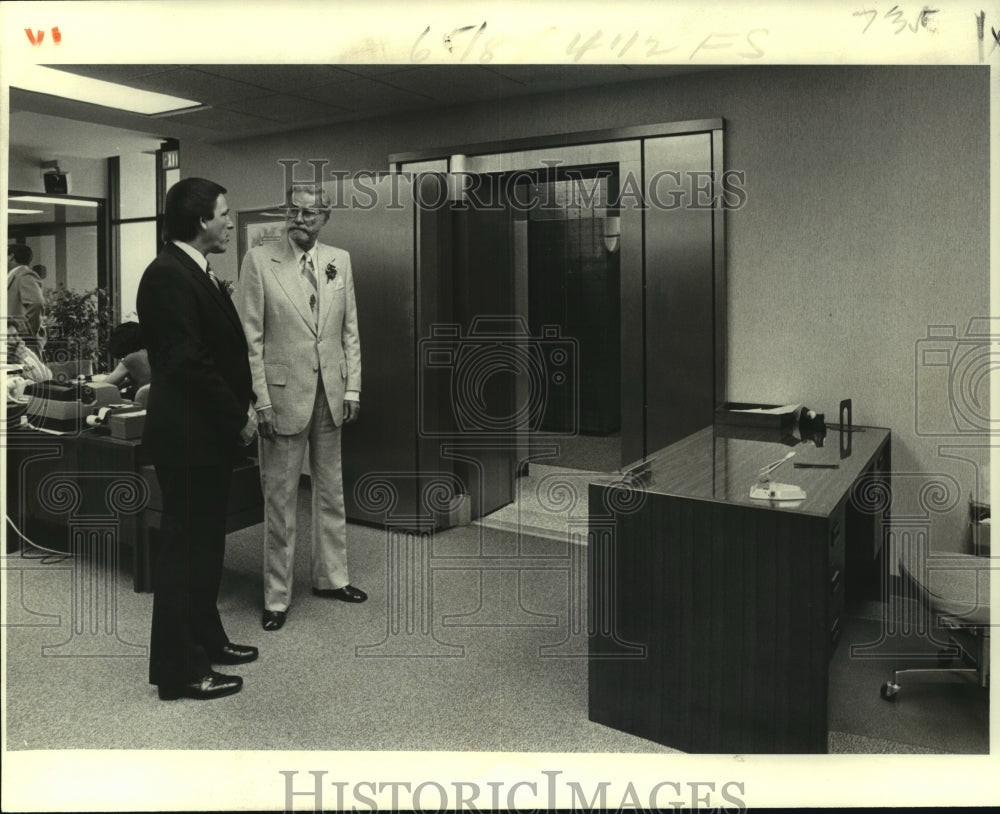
[3,426,142,449]
[614,423,890,517]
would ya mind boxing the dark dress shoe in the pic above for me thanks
[262,610,286,631]
[157,671,242,701]
[211,643,259,665]
[312,584,367,603]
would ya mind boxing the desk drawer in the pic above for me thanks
[828,500,847,630]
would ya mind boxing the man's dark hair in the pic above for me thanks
[8,244,33,265]
[109,321,145,359]
[164,178,226,242]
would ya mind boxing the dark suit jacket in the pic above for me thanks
[136,243,253,467]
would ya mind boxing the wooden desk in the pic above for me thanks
[4,428,263,593]
[588,423,891,753]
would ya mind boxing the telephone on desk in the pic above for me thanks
[746,407,826,503]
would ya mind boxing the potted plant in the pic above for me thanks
[44,286,115,378]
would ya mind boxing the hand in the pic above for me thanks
[257,406,277,441]
[239,407,258,446]
[343,399,360,424]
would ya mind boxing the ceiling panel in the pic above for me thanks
[294,76,434,112]
[163,106,278,133]
[379,66,527,104]
[12,65,720,149]
[219,93,349,123]
[49,65,176,83]
[204,64,360,92]
[123,67,271,105]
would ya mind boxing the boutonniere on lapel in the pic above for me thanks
[325,262,337,283]
[220,280,236,298]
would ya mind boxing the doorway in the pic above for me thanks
[518,166,622,474]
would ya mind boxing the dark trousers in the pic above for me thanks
[148,461,234,686]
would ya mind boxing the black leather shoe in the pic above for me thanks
[313,585,368,603]
[262,610,286,631]
[211,643,258,665]
[157,671,242,701]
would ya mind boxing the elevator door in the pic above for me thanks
[526,177,621,437]
[448,193,518,519]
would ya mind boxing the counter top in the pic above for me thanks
[613,423,890,517]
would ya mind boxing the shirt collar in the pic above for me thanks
[288,236,317,266]
[172,240,208,273]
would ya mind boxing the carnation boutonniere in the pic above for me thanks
[220,280,236,298]
[325,262,337,283]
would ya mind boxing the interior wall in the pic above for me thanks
[184,65,989,552]
[7,151,107,198]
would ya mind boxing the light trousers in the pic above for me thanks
[260,389,349,611]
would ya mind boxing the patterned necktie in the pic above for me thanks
[301,253,318,317]
[206,265,223,293]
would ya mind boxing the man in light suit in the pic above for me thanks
[7,244,45,353]
[137,177,260,700]
[238,183,364,632]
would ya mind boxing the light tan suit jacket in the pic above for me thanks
[238,238,361,432]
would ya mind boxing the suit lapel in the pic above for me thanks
[165,244,245,341]
[317,245,336,334]
[268,240,317,334]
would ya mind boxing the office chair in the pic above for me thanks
[880,548,990,701]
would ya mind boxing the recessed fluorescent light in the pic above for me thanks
[10,65,202,115]
[7,209,45,215]
[10,195,98,208]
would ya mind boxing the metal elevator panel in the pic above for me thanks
[334,173,517,528]
[643,133,717,455]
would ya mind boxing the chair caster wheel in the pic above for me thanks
[880,681,899,701]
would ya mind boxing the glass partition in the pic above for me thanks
[7,190,106,296]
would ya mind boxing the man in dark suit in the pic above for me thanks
[137,177,259,701]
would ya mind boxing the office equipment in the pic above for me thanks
[589,423,891,753]
[716,402,800,428]
[880,550,990,701]
[749,450,805,501]
[108,409,145,440]
[24,380,119,431]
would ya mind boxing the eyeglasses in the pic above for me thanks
[282,206,329,220]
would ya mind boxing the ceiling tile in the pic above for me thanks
[295,77,433,112]
[220,93,349,123]
[337,65,421,79]
[49,65,175,83]
[379,66,524,104]
[13,65,725,146]
[124,67,270,105]
[201,64,359,92]
[164,106,277,133]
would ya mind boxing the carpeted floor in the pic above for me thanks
[4,483,988,755]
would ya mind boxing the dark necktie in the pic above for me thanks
[206,265,223,294]
[301,254,318,318]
